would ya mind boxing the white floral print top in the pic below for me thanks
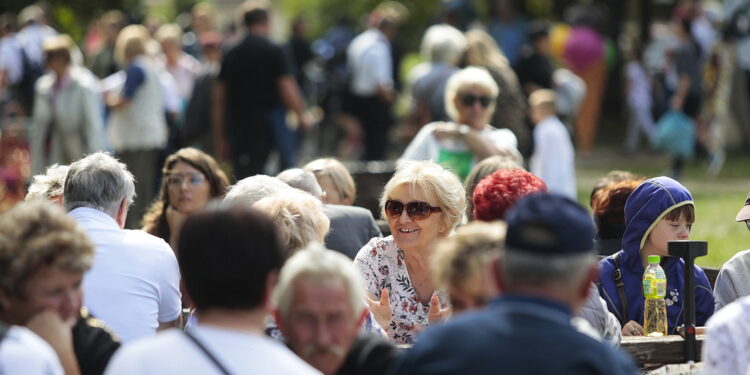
[354,236,448,344]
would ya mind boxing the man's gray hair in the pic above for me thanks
[223,175,292,207]
[420,23,467,65]
[501,251,597,290]
[273,243,365,319]
[63,152,135,217]
[26,164,69,201]
[276,168,324,200]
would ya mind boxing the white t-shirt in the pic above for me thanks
[70,207,182,344]
[0,326,64,375]
[703,295,750,375]
[347,28,393,96]
[0,35,23,85]
[104,325,322,375]
[401,122,519,179]
[530,116,576,199]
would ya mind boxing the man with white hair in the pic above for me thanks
[223,174,293,207]
[409,23,467,125]
[274,244,398,375]
[65,152,182,343]
[276,168,381,259]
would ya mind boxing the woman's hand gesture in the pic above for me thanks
[366,288,392,330]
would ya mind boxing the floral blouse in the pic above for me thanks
[354,236,448,344]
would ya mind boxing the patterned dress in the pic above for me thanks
[355,236,448,344]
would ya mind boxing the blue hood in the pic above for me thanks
[621,177,694,270]
[597,177,714,332]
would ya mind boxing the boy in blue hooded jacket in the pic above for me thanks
[598,176,714,336]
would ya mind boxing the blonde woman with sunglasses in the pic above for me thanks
[354,161,465,344]
[400,66,521,180]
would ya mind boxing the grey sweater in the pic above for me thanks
[714,249,750,311]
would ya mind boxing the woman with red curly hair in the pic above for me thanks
[471,168,546,222]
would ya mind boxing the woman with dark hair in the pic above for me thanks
[141,147,229,248]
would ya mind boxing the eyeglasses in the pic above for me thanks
[745,220,750,231]
[385,200,441,221]
[166,173,205,187]
[459,94,492,108]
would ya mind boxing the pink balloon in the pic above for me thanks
[563,27,604,72]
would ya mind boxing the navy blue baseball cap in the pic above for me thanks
[505,193,595,255]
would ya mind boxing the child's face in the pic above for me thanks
[645,215,692,256]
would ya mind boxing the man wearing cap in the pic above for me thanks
[390,193,637,375]
[712,192,750,311]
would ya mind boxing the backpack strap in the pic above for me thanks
[612,252,630,326]
[183,330,232,375]
[0,321,7,343]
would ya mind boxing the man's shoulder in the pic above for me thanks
[722,248,750,271]
[708,295,750,329]
[338,334,399,375]
[121,229,173,253]
[0,326,63,374]
[323,204,374,219]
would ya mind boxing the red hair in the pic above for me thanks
[472,169,547,221]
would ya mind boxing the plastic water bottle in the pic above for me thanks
[643,255,668,337]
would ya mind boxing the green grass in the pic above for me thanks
[576,150,750,268]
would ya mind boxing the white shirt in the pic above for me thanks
[104,325,322,375]
[0,34,23,85]
[401,122,519,178]
[530,116,576,199]
[0,326,64,375]
[347,28,393,96]
[703,295,750,375]
[16,23,57,66]
[69,207,182,343]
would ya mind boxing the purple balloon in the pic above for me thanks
[563,27,604,72]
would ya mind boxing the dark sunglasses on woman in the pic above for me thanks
[385,200,441,221]
[459,93,492,108]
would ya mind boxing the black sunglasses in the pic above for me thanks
[385,200,441,221]
[459,94,492,108]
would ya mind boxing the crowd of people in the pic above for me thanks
[2,0,750,374]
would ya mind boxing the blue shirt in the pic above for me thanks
[390,294,638,375]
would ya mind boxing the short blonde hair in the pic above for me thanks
[0,201,94,299]
[444,66,499,122]
[155,23,183,45]
[43,34,74,65]
[304,158,356,203]
[529,89,557,112]
[253,189,330,256]
[115,24,150,63]
[273,243,365,319]
[26,164,69,201]
[432,221,506,293]
[382,161,466,234]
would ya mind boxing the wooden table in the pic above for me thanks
[620,335,705,366]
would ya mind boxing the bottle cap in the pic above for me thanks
[648,255,660,264]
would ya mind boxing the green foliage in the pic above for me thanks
[281,0,441,51]
[52,6,84,43]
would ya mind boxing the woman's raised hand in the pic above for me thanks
[366,288,392,331]
[428,294,452,324]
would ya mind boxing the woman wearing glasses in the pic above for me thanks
[141,148,229,249]
[400,66,520,180]
[355,161,465,344]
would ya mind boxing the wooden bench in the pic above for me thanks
[620,335,705,367]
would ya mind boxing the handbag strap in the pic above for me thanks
[183,330,232,375]
[612,252,630,326]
